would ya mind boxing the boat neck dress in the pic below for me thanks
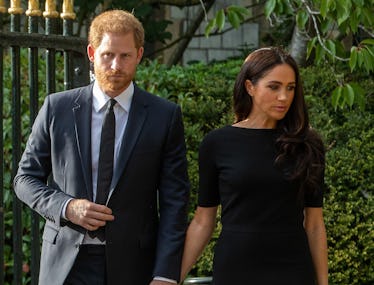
[198,126,324,285]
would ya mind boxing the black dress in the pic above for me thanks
[198,126,323,285]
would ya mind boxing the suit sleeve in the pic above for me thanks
[13,95,72,227]
[153,105,190,282]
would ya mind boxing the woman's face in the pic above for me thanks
[245,63,296,128]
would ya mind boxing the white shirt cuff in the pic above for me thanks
[61,198,73,220]
[153,276,177,283]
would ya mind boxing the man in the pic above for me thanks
[14,10,189,285]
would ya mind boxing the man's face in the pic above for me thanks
[87,32,143,97]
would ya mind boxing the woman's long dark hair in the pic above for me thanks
[233,47,325,195]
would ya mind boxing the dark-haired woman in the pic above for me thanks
[180,47,328,285]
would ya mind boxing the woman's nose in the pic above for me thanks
[278,90,288,101]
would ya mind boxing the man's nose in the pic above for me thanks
[111,56,121,70]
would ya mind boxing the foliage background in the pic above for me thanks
[2,51,373,284]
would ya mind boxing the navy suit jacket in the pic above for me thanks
[14,83,190,285]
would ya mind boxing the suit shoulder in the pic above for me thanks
[47,84,93,104]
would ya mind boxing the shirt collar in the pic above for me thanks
[92,81,134,113]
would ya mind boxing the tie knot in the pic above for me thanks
[108,99,117,111]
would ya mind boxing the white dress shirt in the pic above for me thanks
[90,81,133,203]
[81,81,133,244]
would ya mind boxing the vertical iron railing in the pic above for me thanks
[44,0,59,96]
[9,2,24,284]
[0,0,89,284]
[61,0,76,91]
[0,1,5,283]
[26,2,42,284]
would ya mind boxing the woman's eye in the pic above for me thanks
[268,85,278,90]
[287,85,296,91]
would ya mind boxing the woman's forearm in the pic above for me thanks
[180,207,217,282]
[304,208,328,285]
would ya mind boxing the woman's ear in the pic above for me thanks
[245,79,254,96]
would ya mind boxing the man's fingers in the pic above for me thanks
[87,209,115,222]
[66,199,114,230]
[88,202,114,216]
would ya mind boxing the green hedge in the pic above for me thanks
[2,54,373,284]
[303,66,373,284]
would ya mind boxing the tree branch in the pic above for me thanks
[166,0,215,66]
[359,25,374,38]
[301,0,349,61]
[147,6,264,61]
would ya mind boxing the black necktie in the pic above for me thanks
[89,98,116,241]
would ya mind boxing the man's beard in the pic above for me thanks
[94,67,129,94]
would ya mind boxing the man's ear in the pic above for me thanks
[87,44,95,63]
[136,47,144,64]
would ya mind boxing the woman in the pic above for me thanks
[180,47,328,285]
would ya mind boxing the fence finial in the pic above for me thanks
[61,0,76,20]
[43,0,59,18]
[0,0,6,14]
[8,0,24,14]
[26,0,42,17]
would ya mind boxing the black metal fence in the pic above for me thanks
[0,1,89,284]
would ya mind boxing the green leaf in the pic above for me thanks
[320,0,330,18]
[331,86,343,111]
[227,5,250,17]
[205,18,216,37]
[216,9,225,32]
[334,41,346,58]
[362,8,374,26]
[365,46,374,57]
[282,1,294,15]
[349,8,361,32]
[349,82,366,109]
[264,0,277,18]
[307,37,317,59]
[356,48,364,68]
[352,0,364,6]
[326,40,336,58]
[296,9,309,29]
[349,47,358,71]
[315,44,325,64]
[227,10,241,29]
[361,39,374,46]
[335,0,350,26]
[344,84,355,107]
[362,48,374,72]
[320,18,334,34]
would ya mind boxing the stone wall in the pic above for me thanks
[165,0,259,65]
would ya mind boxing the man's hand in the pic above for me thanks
[65,199,114,231]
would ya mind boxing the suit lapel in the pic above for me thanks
[110,86,148,194]
[72,84,94,201]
